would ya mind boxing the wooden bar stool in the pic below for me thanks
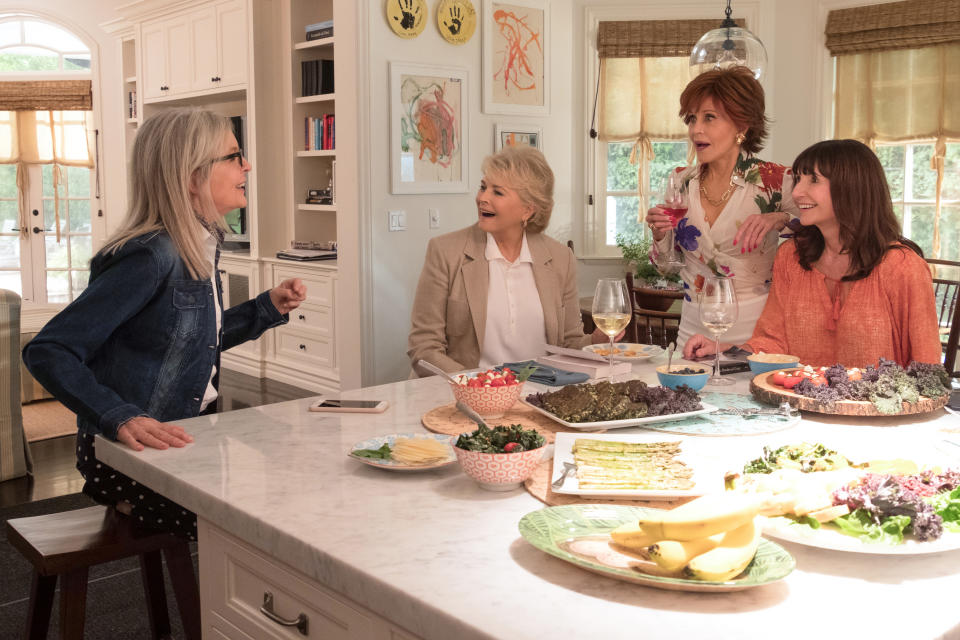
[5,505,201,640]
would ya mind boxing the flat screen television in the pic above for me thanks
[222,115,249,249]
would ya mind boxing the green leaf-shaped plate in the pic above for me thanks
[518,504,795,592]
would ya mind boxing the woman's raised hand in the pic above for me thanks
[270,278,308,314]
[732,212,789,254]
[117,416,193,452]
[644,205,670,242]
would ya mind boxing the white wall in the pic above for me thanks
[2,0,128,244]
[362,0,835,385]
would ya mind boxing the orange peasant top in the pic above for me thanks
[744,241,942,369]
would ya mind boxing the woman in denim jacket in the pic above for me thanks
[23,109,306,540]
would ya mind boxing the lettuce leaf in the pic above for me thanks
[831,509,911,544]
[929,486,960,531]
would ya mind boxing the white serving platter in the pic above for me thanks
[520,398,717,431]
[761,517,960,555]
[581,343,661,361]
[551,431,725,499]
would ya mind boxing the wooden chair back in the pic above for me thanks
[927,259,960,376]
[625,272,682,348]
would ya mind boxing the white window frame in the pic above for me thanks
[0,13,104,304]
[581,2,765,259]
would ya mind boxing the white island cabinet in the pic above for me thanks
[95,366,960,640]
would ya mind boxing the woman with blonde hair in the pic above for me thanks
[408,145,609,376]
[23,108,306,540]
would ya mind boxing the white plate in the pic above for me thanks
[582,343,661,361]
[348,433,456,471]
[551,432,725,499]
[520,397,718,431]
[761,517,960,555]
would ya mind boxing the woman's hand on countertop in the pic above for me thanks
[117,416,193,452]
[270,278,308,314]
[683,334,738,359]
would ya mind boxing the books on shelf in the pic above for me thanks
[276,248,337,261]
[127,90,137,119]
[292,240,337,250]
[300,59,334,96]
[304,115,335,151]
[306,20,333,41]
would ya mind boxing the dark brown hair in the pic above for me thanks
[790,139,922,281]
[679,66,768,154]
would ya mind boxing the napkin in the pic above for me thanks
[499,360,590,387]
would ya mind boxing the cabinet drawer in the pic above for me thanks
[274,268,333,307]
[204,526,374,639]
[288,303,332,336]
[276,328,333,368]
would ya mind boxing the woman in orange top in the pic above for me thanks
[683,139,941,369]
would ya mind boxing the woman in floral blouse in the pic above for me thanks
[645,66,800,348]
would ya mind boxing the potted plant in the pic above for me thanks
[616,231,683,311]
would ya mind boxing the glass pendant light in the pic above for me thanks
[689,0,767,80]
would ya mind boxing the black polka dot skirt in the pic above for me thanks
[76,432,197,541]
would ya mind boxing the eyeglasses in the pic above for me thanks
[212,151,245,166]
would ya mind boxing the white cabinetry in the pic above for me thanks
[141,0,247,102]
[199,520,422,640]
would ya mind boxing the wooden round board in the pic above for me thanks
[421,402,605,443]
[749,371,949,416]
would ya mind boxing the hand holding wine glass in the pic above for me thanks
[698,276,738,386]
[654,172,686,276]
[592,278,631,371]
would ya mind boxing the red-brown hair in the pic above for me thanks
[679,66,769,154]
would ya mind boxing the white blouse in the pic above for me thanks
[479,232,547,368]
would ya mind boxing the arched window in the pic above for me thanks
[0,14,94,304]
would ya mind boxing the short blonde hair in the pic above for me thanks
[480,146,554,233]
[101,108,232,279]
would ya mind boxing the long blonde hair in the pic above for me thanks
[101,108,231,279]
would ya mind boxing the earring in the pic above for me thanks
[735,132,745,145]
[522,217,529,229]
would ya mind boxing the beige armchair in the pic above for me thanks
[0,289,31,481]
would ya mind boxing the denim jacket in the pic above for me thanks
[22,230,286,440]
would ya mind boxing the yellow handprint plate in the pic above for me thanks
[437,0,476,45]
[387,0,428,39]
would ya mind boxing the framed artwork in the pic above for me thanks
[390,62,469,194]
[482,0,549,115]
[494,123,542,151]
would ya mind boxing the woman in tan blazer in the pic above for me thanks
[408,147,605,376]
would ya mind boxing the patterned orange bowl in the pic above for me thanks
[452,442,546,491]
[448,377,524,419]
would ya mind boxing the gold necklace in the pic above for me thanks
[699,176,736,207]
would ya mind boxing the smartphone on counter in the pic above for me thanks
[309,398,389,413]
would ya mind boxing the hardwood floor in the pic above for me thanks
[0,369,316,509]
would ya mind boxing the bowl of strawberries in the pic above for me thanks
[449,366,530,418]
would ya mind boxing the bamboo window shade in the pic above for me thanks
[0,80,92,111]
[824,0,960,55]
[827,1,960,258]
[597,19,744,59]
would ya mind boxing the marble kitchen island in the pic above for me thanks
[95,368,960,640]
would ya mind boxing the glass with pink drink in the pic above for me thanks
[654,171,686,276]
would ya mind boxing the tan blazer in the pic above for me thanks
[408,224,590,376]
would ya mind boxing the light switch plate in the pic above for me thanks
[428,208,440,229]
[388,209,406,231]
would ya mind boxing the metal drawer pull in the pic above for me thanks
[299,344,307,350]
[260,591,309,635]
[298,314,306,320]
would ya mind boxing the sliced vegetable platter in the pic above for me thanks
[348,433,457,471]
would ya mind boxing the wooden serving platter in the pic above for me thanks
[749,371,949,417]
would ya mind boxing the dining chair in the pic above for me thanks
[625,272,682,348]
[927,258,960,375]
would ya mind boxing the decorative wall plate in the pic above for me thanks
[437,0,476,44]
[387,0,428,38]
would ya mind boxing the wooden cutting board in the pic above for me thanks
[749,371,949,417]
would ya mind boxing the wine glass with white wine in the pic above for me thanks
[698,276,739,386]
[592,278,631,372]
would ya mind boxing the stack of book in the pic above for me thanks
[301,59,334,96]
[276,248,337,262]
[306,20,333,41]
[304,115,335,151]
[127,90,137,119]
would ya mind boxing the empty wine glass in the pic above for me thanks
[655,172,686,277]
[592,278,631,371]
[698,276,739,386]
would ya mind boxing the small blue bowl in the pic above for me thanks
[656,364,709,391]
[746,354,800,375]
